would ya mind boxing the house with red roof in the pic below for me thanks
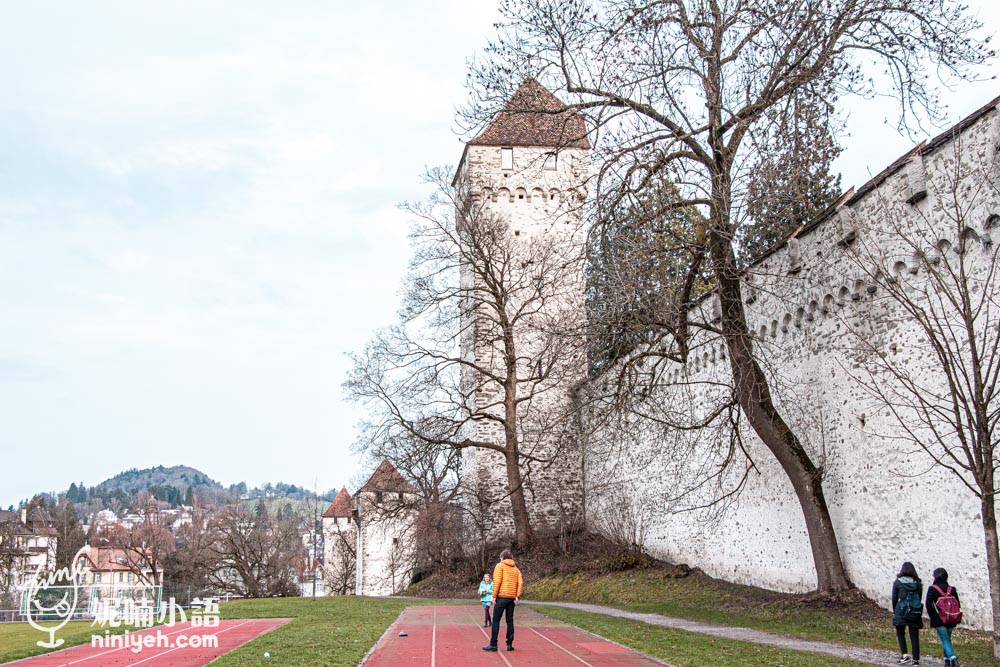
[74,544,161,615]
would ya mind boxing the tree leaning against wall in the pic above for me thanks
[842,114,1000,656]
[463,0,994,593]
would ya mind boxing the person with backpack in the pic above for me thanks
[892,562,924,665]
[478,573,494,627]
[926,567,962,667]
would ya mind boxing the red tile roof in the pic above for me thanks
[470,78,590,149]
[322,488,354,518]
[80,546,154,572]
[359,460,418,495]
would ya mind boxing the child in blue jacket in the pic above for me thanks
[478,573,493,627]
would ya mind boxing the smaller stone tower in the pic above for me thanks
[454,79,590,541]
[321,460,418,596]
[321,487,355,595]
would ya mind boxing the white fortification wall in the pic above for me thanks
[358,515,415,596]
[457,142,589,538]
[583,101,1000,627]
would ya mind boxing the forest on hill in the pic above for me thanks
[14,464,332,516]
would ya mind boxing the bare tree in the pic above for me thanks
[163,508,217,604]
[373,531,413,596]
[464,0,993,592]
[52,501,86,572]
[591,482,655,554]
[0,513,30,611]
[842,128,1000,652]
[586,176,712,374]
[100,510,174,589]
[356,437,466,577]
[323,526,356,596]
[346,167,587,548]
[207,503,302,598]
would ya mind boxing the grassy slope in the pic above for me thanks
[529,568,999,666]
[535,605,873,667]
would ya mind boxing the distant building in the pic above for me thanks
[92,509,119,527]
[75,545,162,614]
[320,460,418,596]
[0,508,58,585]
[297,513,325,598]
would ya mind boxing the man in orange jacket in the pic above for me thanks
[482,549,523,652]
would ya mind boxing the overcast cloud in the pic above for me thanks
[1,1,997,507]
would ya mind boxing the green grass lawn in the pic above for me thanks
[0,598,415,667]
[534,605,874,667]
[529,569,999,666]
[210,597,410,666]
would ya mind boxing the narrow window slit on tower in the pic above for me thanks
[501,147,513,170]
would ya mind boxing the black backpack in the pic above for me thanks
[895,588,923,623]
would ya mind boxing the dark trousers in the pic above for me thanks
[490,597,516,647]
[895,625,920,660]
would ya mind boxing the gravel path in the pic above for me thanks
[526,601,946,666]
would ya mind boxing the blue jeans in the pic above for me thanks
[936,626,956,660]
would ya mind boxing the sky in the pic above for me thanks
[1,1,998,508]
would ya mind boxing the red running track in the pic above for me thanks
[2,618,290,666]
[363,605,671,667]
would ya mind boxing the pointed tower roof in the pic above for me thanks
[358,460,418,495]
[469,78,590,149]
[322,488,355,518]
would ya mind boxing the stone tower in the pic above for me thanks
[321,460,418,596]
[454,79,590,541]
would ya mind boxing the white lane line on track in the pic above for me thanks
[1,624,193,667]
[129,618,256,666]
[431,606,437,667]
[529,627,596,666]
[61,622,196,666]
[473,609,512,667]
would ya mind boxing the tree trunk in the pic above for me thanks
[981,496,1000,657]
[504,448,535,548]
[503,328,535,548]
[709,230,853,593]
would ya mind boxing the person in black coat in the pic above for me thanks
[892,561,923,665]
[926,568,961,667]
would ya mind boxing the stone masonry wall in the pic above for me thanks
[583,103,1000,627]
[457,143,588,540]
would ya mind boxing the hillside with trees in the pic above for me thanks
[13,465,331,517]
